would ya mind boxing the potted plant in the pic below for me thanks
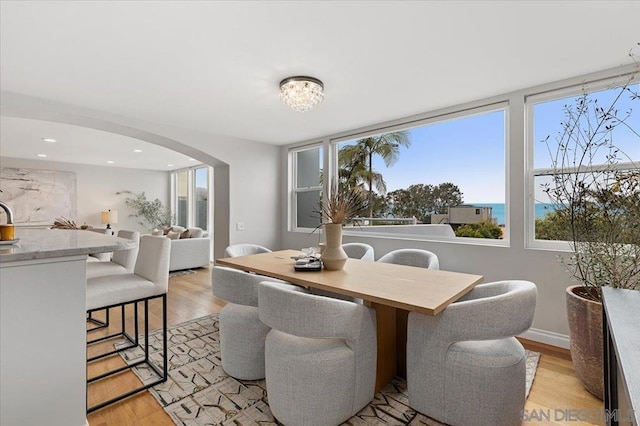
[318,185,366,270]
[117,190,174,231]
[540,62,639,399]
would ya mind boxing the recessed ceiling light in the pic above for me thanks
[42,138,56,143]
[167,164,174,167]
[188,158,197,161]
[106,160,115,164]
[133,149,142,153]
[36,154,47,158]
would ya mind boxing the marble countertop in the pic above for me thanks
[0,229,136,262]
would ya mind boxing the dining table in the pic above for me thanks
[216,249,484,392]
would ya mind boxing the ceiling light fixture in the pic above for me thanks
[106,160,115,164]
[133,149,142,153]
[42,138,56,143]
[36,154,47,157]
[279,76,325,112]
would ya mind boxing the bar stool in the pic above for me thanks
[86,230,140,332]
[85,235,170,413]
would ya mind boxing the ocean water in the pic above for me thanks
[473,203,555,225]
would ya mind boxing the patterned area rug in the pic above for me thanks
[118,314,540,425]
[168,269,198,278]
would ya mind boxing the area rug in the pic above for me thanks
[168,269,198,278]
[118,314,540,425]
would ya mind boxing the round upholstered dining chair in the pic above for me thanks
[258,280,377,426]
[224,243,272,257]
[406,280,537,425]
[377,248,439,269]
[342,242,375,261]
[211,266,294,380]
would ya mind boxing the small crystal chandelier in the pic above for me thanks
[279,76,325,112]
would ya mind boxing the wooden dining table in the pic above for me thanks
[216,249,483,391]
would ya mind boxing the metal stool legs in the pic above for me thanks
[86,293,168,413]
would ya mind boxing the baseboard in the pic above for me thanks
[519,328,570,350]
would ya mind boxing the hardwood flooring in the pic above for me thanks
[87,265,604,426]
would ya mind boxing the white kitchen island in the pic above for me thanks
[0,229,136,426]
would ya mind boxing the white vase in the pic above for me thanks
[321,223,348,270]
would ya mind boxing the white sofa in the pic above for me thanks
[164,226,211,271]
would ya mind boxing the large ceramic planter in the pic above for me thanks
[321,223,348,270]
[566,285,603,400]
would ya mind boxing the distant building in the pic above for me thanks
[431,205,495,226]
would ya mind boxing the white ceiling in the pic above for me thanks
[1,1,639,168]
[0,116,199,170]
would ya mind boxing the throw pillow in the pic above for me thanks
[163,226,172,235]
[151,229,164,236]
[167,231,180,240]
[189,227,204,238]
[180,229,191,239]
[171,225,186,234]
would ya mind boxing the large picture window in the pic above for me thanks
[333,105,506,240]
[528,80,639,245]
[291,144,323,230]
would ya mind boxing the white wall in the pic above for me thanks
[0,156,170,233]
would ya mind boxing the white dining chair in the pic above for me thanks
[224,243,272,257]
[258,280,377,426]
[378,248,439,269]
[407,280,537,425]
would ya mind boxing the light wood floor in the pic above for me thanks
[87,265,604,426]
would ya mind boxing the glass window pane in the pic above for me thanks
[177,170,188,227]
[337,109,505,239]
[296,190,321,229]
[297,147,323,188]
[194,168,208,230]
[533,83,640,169]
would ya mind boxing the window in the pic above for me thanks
[291,144,323,230]
[528,80,639,245]
[171,166,212,231]
[332,105,506,240]
[175,170,188,227]
[194,167,209,230]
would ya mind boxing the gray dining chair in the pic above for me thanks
[342,242,375,261]
[407,280,537,425]
[377,248,439,269]
[211,266,298,380]
[224,243,272,257]
[258,280,377,426]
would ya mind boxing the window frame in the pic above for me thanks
[171,165,213,232]
[525,74,640,250]
[328,102,510,246]
[289,142,324,232]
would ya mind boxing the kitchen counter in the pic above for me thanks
[0,228,137,426]
[0,228,135,262]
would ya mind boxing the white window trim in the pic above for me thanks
[525,74,640,250]
[289,142,323,233]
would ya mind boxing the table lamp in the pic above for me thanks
[101,210,118,230]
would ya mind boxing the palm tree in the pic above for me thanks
[338,131,411,217]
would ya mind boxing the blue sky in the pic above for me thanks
[340,83,639,204]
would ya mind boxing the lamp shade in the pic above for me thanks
[101,210,118,224]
